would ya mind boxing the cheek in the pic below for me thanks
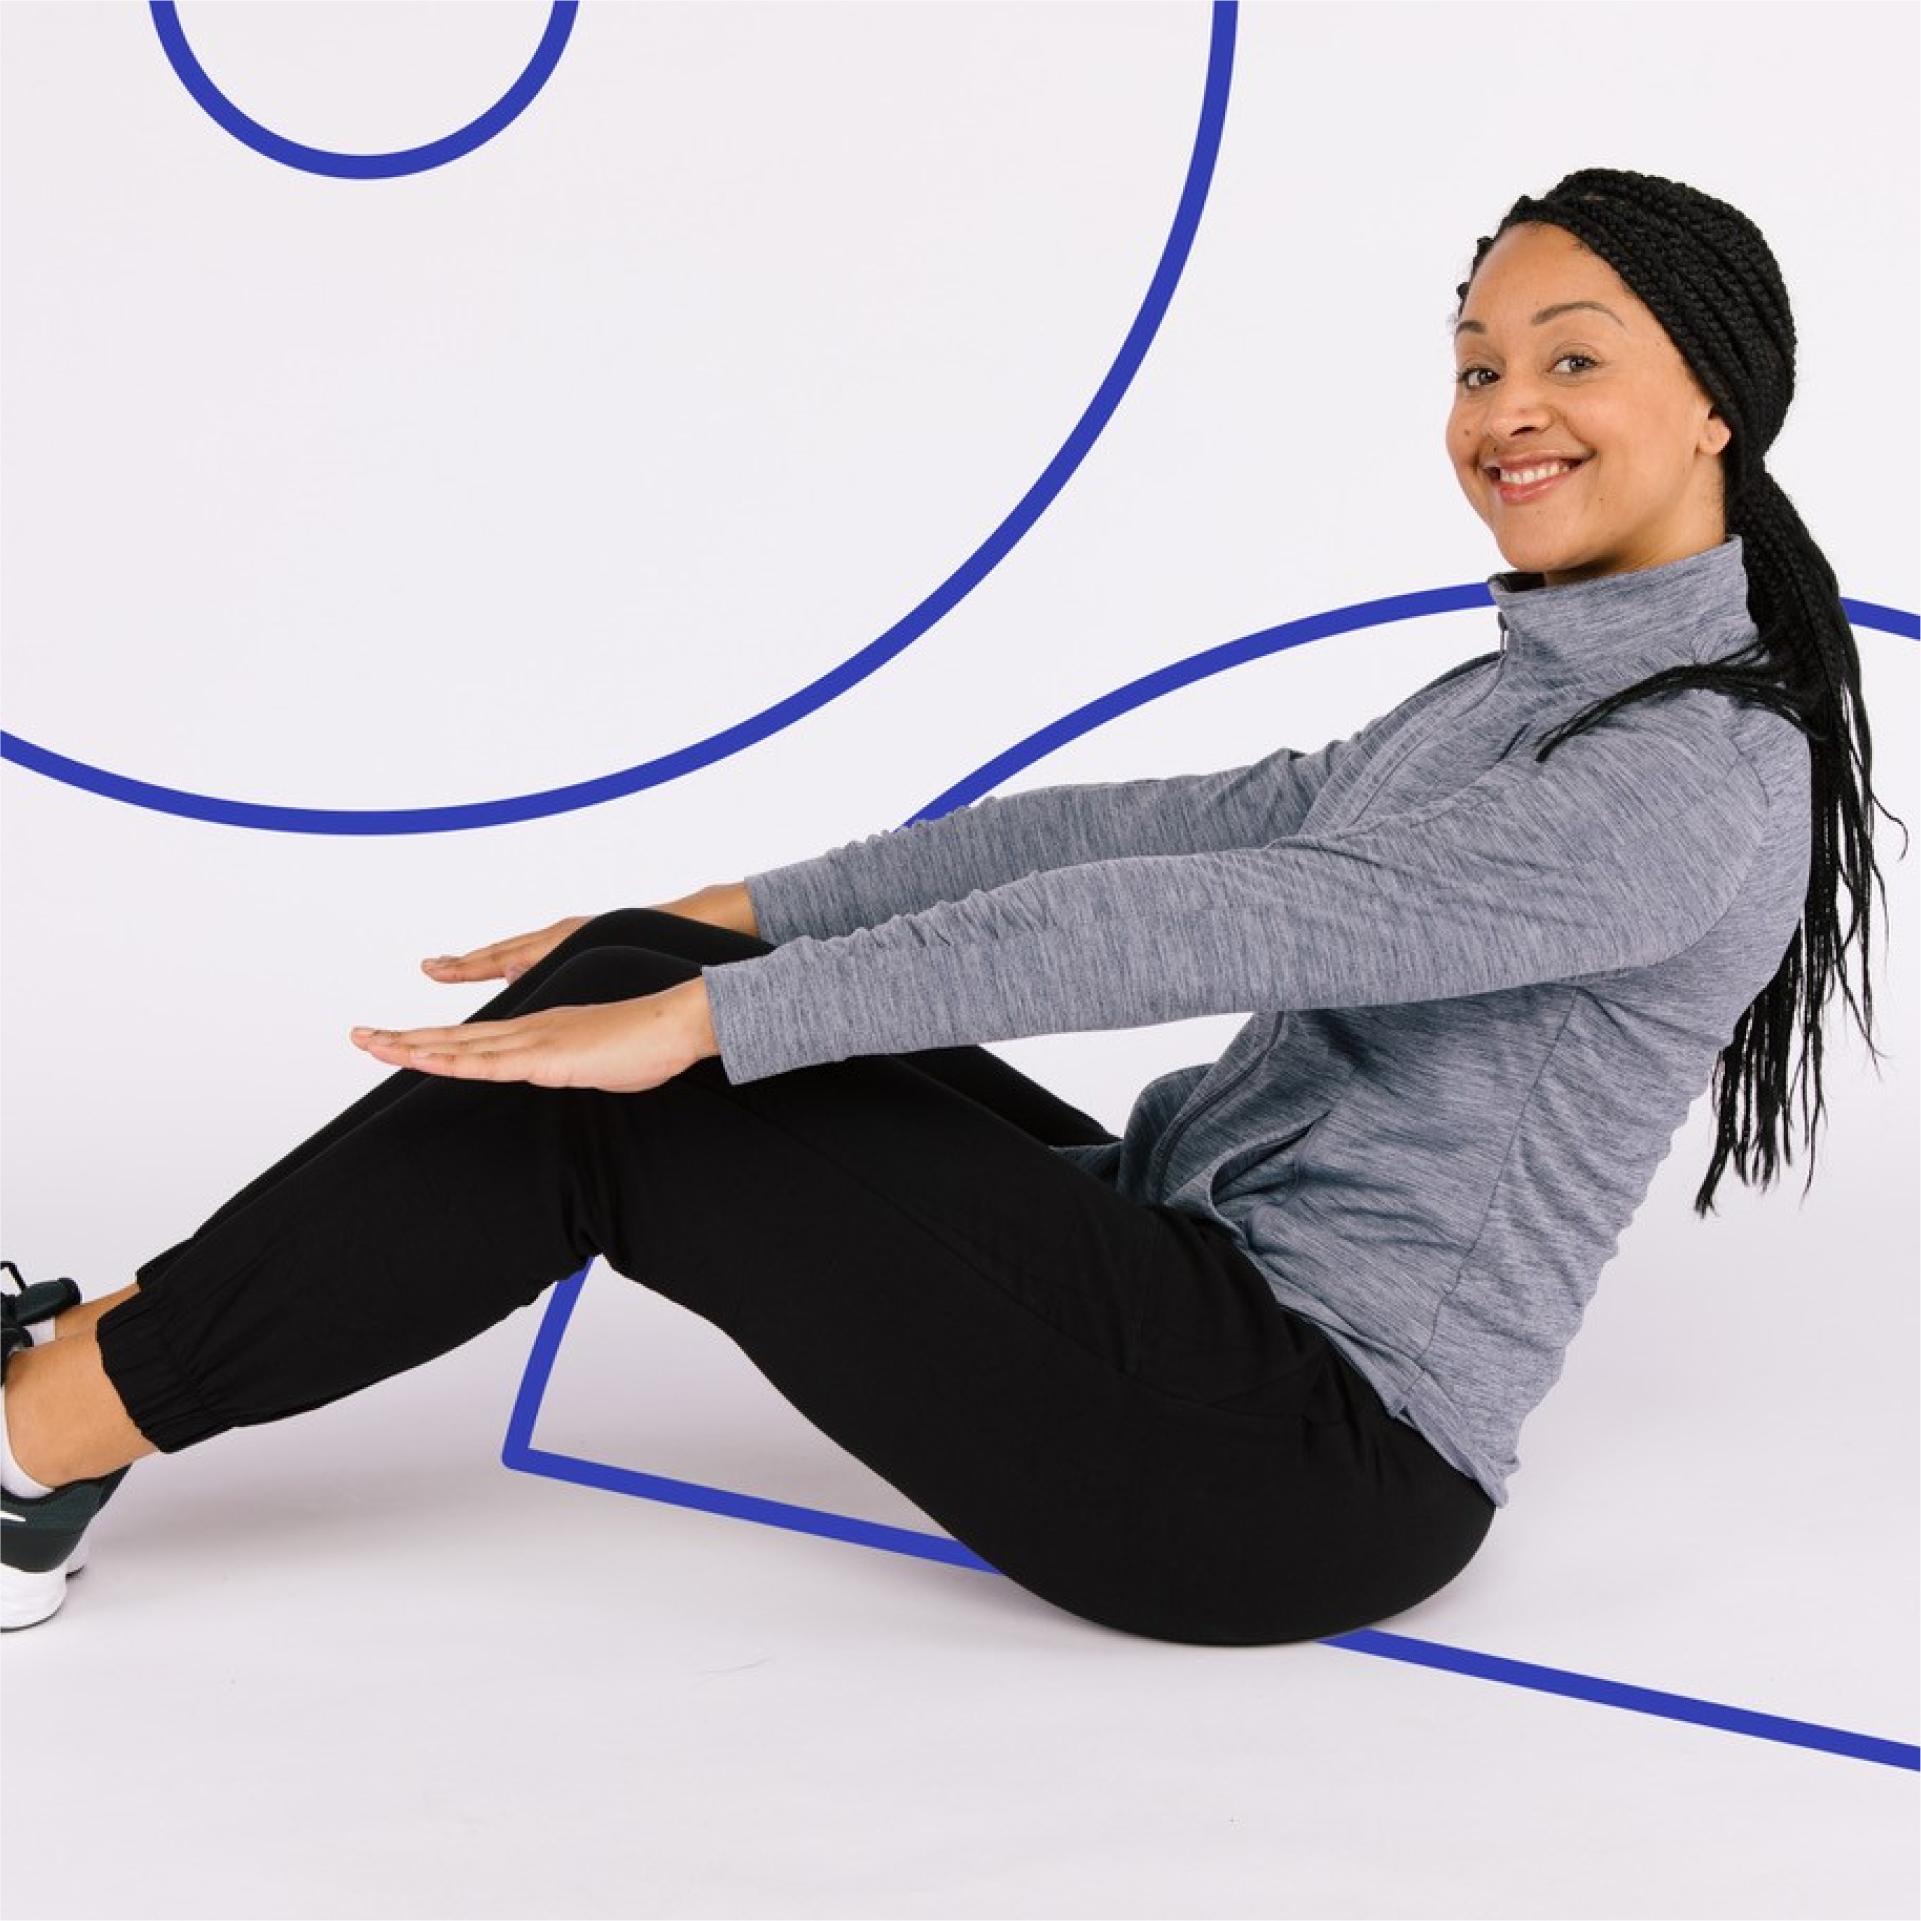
[1580,387,1675,469]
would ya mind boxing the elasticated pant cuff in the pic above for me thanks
[95,1286,230,1453]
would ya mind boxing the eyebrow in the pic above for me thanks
[1453,299,1627,338]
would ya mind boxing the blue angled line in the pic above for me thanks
[1319,1629,1921,1772]
[504,1265,1919,1774]
[3,2,1240,832]
[497,591,1916,1772]
[146,0,578,178]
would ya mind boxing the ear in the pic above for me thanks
[1703,407,1733,458]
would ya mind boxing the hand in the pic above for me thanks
[350,979,719,1093]
[420,914,595,986]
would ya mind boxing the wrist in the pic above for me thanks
[668,975,720,1063]
[698,879,760,939]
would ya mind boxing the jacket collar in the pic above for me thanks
[1486,535,1754,685]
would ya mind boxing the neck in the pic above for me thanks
[1486,536,1754,686]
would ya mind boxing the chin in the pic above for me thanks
[1491,527,1606,580]
[1492,537,1572,577]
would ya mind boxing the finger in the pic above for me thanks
[422,949,504,979]
[351,1020,527,1048]
[379,1044,534,1081]
[426,937,538,977]
[355,1030,533,1067]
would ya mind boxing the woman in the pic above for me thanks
[1,168,1894,1641]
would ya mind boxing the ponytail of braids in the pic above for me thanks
[1453,167,1904,1215]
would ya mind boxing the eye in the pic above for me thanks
[1455,353,1598,392]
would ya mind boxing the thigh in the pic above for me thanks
[538,948,1487,1645]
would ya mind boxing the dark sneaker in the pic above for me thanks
[2,1261,133,1631]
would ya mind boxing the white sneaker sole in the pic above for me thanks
[2,1537,89,1632]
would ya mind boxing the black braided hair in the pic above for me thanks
[1453,167,1905,1216]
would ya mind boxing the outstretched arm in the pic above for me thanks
[743,730,1365,945]
[699,702,1771,1084]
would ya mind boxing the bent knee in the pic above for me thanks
[536,942,694,1001]
[579,906,769,965]
[576,907,684,945]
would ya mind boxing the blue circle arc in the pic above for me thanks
[897,591,1920,826]
[0,2,1239,832]
[146,0,578,178]
[8,4,1915,841]
[2,590,1913,837]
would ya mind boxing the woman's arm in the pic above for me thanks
[740,733,1363,948]
[695,699,1772,1085]
[736,655,1499,947]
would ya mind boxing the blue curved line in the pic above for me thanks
[494,585,1920,1770]
[1,2,1239,830]
[503,1271,1917,1771]
[51,0,1921,1777]
[147,0,577,178]
[4,580,1911,832]
[1846,595,1920,641]
[903,589,1919,821]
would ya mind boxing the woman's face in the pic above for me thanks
[1447,220,1732,585]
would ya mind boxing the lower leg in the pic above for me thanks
[41,1037,1100,1351]
[36,1064,1095,1355]
[5,921,725,1478]
[82,955,656,1460]
[24,923,1109,1472]
[118,915,650,1302]
[23,926,647,1352]
[5,1331,157,1484]
[50,1285,138,1342]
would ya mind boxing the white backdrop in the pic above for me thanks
[4,0,1917,1752]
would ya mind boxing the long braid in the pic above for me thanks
[1453,168,1904,1214]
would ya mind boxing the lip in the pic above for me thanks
[1490,457,1586,504]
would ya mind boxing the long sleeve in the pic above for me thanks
[699,703,1771,1085]
[742,731,1365,945]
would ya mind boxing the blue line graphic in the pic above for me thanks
[3,3,1238,830]
[1318,1630,1921,1772]
[899,592,1918,823]
[146,0,578,178]
[4,588,1909,832]
[505,1266,1919,1774]
[11,0,1915,1780]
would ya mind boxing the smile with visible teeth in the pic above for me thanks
[1493,459,1582,484]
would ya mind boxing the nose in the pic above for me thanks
[1481,371,1561,442]
[1455,378,1563,473]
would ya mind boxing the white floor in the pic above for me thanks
[4,1235,1914,1921]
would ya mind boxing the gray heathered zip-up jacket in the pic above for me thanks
[699,536,1812,1506]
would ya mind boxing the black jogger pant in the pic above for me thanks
[94,909,1495,1645]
